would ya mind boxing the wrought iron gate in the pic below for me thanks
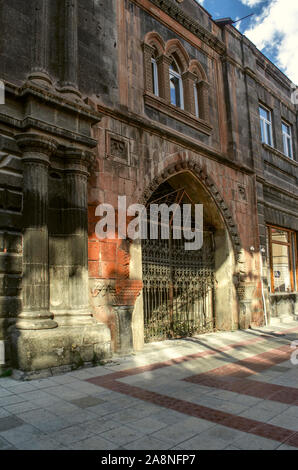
[142,188,215,342]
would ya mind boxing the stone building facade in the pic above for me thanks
[0,0,297,376]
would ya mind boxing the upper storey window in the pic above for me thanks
[193,80,199,118]
[282,121,293,159]
[259,105,273,147]
[151,48,159,97]
[169,59,184,109]
[142,33,212,135]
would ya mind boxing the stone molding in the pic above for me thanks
[145,0,225,55]
[15,133,58,162]
[139,157,242,260]
[144,91,213,135]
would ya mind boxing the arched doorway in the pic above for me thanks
[140,170,237,342]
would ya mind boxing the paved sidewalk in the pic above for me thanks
[0,322,298,450]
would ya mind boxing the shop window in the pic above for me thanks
[267,225,297,293]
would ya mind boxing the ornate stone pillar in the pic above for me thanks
[54,148,93,325]
[15,133,58,330]
[157,55,172,102]
[198,80,210,122]
[142,43,155,94]
[182,70,197,115]
[28,0,52,86]
[59,0,81,98]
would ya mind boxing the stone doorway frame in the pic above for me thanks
[130,158,245,351]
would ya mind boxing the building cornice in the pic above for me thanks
[131,0,225,56]
[256,176,298,200]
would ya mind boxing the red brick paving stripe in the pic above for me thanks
[88,334,287,385]
[95,378,298,448]
[86,327,298,449]
[184,344,298,405]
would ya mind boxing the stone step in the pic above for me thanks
[269,314,297,326]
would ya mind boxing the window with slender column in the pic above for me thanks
[193,80,199,118]
[259,105,273,146]
[169,58,184,109]
[282,121,293,159]
[151,56,159,97]
[267,225,297,293]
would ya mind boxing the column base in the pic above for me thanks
[10,323,111,374]
[56,84,82,102]
[27,70,53,88]
[15,319,58,330]
[113,305,134,355]
[53,309,95,327]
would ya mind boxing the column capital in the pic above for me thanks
[15,133,58,162]
[63,147,95,173]
[142,42,155,55]
[198,80,210,91]
[182,70,197,82]
[156,54,172,66]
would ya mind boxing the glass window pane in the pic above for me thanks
[194,83,199,117]
[170,75,180,107]
[272,243,291,292]
[282,122,289,134]
[260,120,265,142]
[271,228,289,243]
[287,136,293,158]
[259,106,268,120]
[266,122,272,145]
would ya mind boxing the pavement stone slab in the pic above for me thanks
[0,416,24,432]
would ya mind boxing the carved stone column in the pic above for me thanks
[156,55,172,102]
[59,0,81,99]
[28,0,52,86]
[198,80,210,122]
[15,133,58,330]
[182,70,197,115]
[142,43,155,94]
[54,148,93,325]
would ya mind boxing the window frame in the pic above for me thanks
[169,58,184,110]
[151,57,159,97]
[193,81,199,118]
[267,224,297,293]
[259,105,273,147]
[282,120,293,159]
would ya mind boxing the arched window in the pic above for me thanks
[193,79,199,118]
[169,59,184,109]
[151,49,159,97]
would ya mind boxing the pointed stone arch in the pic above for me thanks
[143,31,165,56]
[189,59,208,82]
[131,155,244,345]
[165,39,189,73]
[139,156,242,261]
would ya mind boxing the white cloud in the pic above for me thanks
[241,0,263,6]
[243,0,298,84]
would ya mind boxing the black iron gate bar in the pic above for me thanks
[142,188,215,342]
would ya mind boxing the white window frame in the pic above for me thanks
[169,59,184,110]
[259,105,273,147]
[194,81,199,118]
[282,121,293,159]
[151,57,159,97]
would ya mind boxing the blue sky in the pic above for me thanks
[196,0,298,84]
